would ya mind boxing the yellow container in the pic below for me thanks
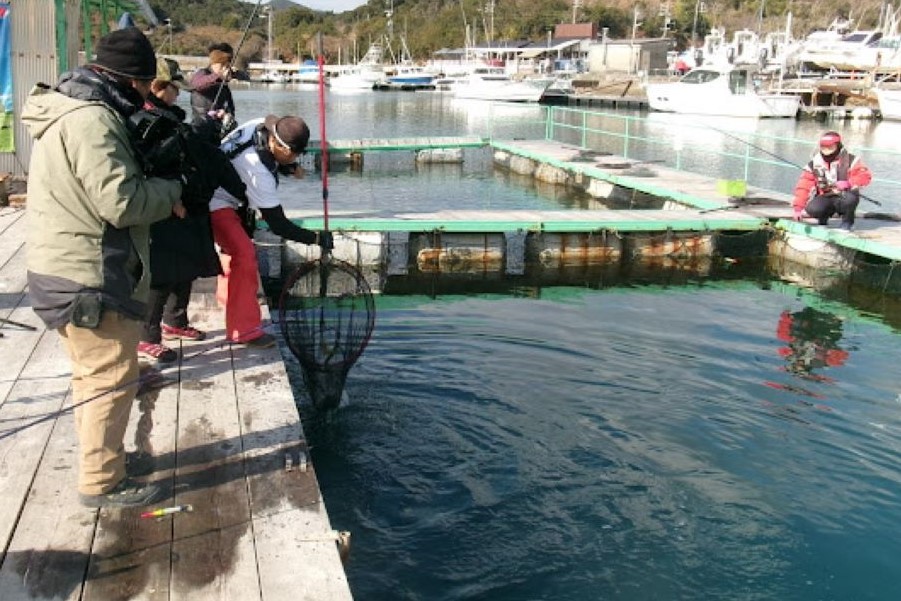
[717,179,747,198]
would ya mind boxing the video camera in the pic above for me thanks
[128,108,189,180]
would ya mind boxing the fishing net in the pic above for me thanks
[279,259,375,410]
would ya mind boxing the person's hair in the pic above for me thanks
[208,42,234,55]
[150,79,172,94]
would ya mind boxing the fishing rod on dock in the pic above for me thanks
[0,336,240,442]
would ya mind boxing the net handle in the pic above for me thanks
[317,33,329,234]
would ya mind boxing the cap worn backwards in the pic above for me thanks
[263,115,310,153]
[90,27,157,80]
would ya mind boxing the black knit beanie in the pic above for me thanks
[90,28,157,80]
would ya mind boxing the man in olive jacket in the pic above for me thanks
[22,28,183,508]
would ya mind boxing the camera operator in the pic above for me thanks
[792,131,872,231]
[211,115,332,347]
[135,58,248,363]
[22,28,183,508]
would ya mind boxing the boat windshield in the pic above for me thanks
[680,69,721,84]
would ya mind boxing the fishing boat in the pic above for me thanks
[259,69,289,84]
[645,64,800,118]
[329,42,385,92]
[384,65,435,89]
[875,87,901,120]
[452,67,552,102]
[292,59,320,84]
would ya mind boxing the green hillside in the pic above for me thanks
[139,0,887,64]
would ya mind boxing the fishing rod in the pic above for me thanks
[209,0,265,120]
[704,124,883,207]
[0,331,260,442]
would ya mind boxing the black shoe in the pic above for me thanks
[817,216,829,226]
[126,451,155,478]
[839,221,854,231]
[237,333,276,348]
[79,478,165,508]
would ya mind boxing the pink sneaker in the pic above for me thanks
[137,341,178,364]
[161,323,206,341]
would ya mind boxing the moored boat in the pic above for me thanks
[452,67,552,102]
[646,65,800,118]
[875,86,901,120]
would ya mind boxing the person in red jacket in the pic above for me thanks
[792,131,872,231]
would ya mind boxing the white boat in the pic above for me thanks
[292,60,321,84]
[329,42,385,91]
[452,67,551,102]
[259,69,289,84]
[646,65,800,118]
[876,87,901,120]
[383,65,435,89]
[796,29,884,71]
[329,68,378,91]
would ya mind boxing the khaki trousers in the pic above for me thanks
[59,311,141,495]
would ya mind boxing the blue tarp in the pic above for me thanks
[0,3,13,152]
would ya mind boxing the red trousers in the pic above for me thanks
[210,208,265,343]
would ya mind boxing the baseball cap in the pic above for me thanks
[156,58,194,90]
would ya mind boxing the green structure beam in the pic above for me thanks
[72,0,140,64]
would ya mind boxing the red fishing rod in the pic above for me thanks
[277,34,375,411]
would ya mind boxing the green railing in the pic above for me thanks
[493,105,901,211]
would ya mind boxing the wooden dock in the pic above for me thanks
[488,139,901,262]
[307,136,486,154]
[0,210,353,600]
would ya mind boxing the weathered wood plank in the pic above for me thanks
[0,210,27,273]
[0,331,71,559]
[0,406,96,601]
[82,379,178,601]
[167,319,261,601]
[230,306,352,601]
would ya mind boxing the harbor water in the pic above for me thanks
[220,86,901,600]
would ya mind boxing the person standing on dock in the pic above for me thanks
[210,115,333,347]
[21,28,183,508]
[189,42,237,131]
[792,131,872,231]
[137,58,248,364]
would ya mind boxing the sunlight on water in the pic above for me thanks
[294,285,901,600]
[227,85,901,599]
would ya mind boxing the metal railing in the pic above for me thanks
[490,105,901,212]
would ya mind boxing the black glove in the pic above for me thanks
[318,230,334,251]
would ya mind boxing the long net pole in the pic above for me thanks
[317,31,330,234]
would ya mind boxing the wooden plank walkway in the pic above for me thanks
[489,139,901,262]
[0,210,353,601]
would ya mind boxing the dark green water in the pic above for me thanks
[229,85,901,599]
[285,279,901,601]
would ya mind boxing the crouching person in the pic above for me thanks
[792,131,872,231]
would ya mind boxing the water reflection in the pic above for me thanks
[776,306,849,380]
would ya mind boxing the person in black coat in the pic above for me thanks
[136,58,247,363]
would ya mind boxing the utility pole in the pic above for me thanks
[163,18,172,55]
[263,6,273,63]
[572,0,581,24]
[691,0,700,46]
[630,7,642,74]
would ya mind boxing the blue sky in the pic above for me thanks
[293,0,368,11]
